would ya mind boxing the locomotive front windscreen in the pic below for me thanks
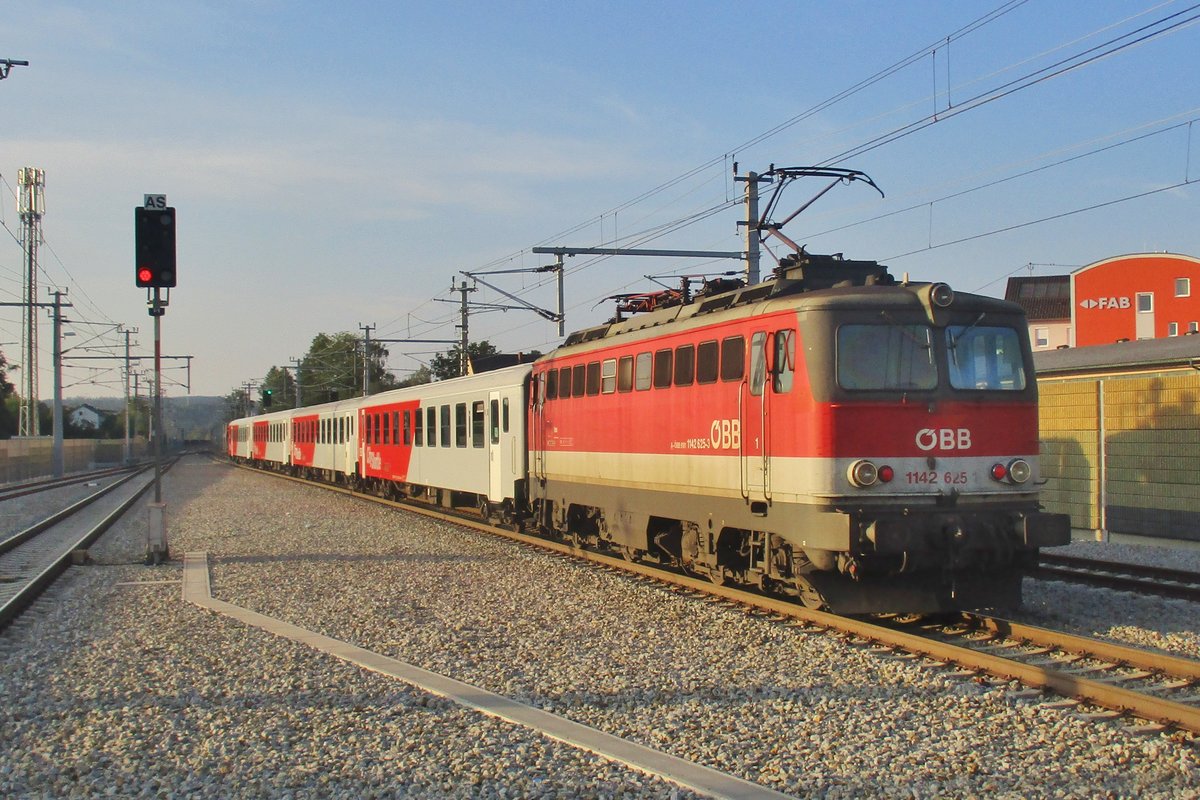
[837,324,937,390]
[946,325,1026,390]
[837,323,1027,392]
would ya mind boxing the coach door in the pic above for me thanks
[488,391,503,501]
[740,331,770,514]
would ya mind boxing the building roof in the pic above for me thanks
[1033,334,1200,376]
[1005,275,1071,322]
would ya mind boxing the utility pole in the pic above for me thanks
[358,322,375,396]
[734,170,769,285]
[50,289,68,477]
[455,279,475,375]
[123,327,138,463]
[290,356,303,407]
[17,167,44,437]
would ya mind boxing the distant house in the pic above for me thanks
[69,403,109,430]
[1005,275,1071,351]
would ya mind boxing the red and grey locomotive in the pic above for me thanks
[228,253,1069,614]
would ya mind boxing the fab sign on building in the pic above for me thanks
[1071,253,1200,347]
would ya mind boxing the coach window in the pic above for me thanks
[414,408,423,446]
[428,407,438,447]
[490,399,500,443]
[749,332,767,396]
[773,329,796,393]
[558,366,572,398]
[382,413,390,445]
[453,404,466,447]
[720,336,745,381]
[674,344,695,387]
[653,349,673,389]
[617,355,634,392]
[601,359,617,394]
[502,398,510,432]
[634,352,652,390]
[403,411,412,445]
[586,362,601,396]
[546,369,558,400]
[393,411,401,445]
[697,340,719,384]
[472,400,485,447]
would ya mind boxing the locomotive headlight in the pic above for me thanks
[931,282,955,308]
[1007,459,1032,484]
[848,459,879,487]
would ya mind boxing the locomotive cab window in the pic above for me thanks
[749,332,767,396]
[946,325,1026,391]
[773,329,796,393]
[838,324,936,391]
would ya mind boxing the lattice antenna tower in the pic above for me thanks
[17,167,45,437]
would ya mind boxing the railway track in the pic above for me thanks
[234,461,1200,736]
[1035,552,1200,602]
[0,464,139,503]
[0,461,173,631]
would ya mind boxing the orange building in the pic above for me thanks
[1071,253,1200,346]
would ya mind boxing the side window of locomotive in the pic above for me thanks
[720,336,745,381]
[601,359,617,394]
[946,325,1027,391]
[490,399,500,443]
[617,355,634,392]
[653,349,672,389]
[572,365,586,397]
[697,340,719,384]
[773,329,796,393]
[546,368,558,400]
[455,403,467,447]
[674,344,695,387]
[634,352,652,391]
[837,324,936,390]
[585,362,601,396]
[749,332,767,396]
[558,366,572,398]
[472,401,485,447]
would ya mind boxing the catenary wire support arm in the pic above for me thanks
[755,166,884,259]
[0,59,29,80]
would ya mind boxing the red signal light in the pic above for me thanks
[137,266,154,285]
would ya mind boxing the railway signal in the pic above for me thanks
[134,204,176,288]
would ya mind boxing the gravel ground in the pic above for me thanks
[1,456,1198,799]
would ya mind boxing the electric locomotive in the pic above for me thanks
[527,252,1070,613]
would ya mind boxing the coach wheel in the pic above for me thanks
[620,546,639,563]
[707,566,727,587]
[479,499,492,521]
[499,501,514,526]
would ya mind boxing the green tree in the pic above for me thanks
[430,341,500,380]
[294,331,398,404]
[396,365,432,388]
[0,349,15,438]
[260,365,296,410]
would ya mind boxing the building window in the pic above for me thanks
[1035,328,1049,348]
[1137,293,1153,312]
[1190,322,1199,334]
[1177,278,1191,297]
[1169,322,1179,337]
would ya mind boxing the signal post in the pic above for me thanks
[135,194,176,565]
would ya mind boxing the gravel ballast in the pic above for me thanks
[2,457,1198,798]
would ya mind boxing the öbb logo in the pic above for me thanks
[710,419,741,450]
[916,428,972,451]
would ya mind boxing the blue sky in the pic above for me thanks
[2,1,1198,398]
